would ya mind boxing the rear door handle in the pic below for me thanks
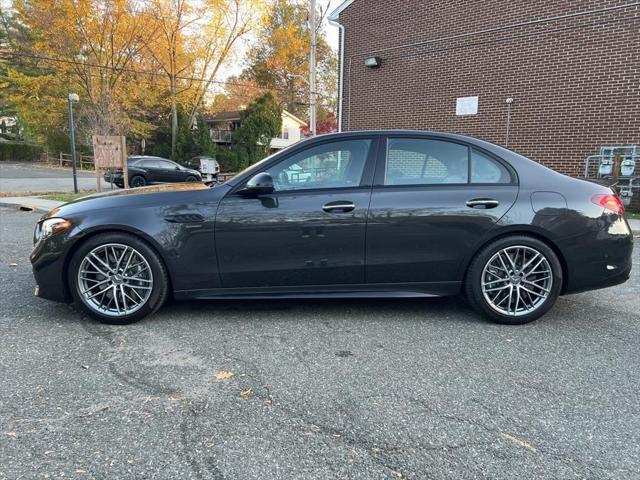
[466,198,499,209]
[323,201,356,213]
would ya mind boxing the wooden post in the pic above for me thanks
[59,151,63,167]
[121,136,129,189]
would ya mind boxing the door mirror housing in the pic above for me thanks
[241,172,275,196]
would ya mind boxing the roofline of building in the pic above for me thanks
[282,110,307,127]
[327,0,354,21]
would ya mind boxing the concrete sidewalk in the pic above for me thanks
[1,195,639,234]
[0,196,64,213]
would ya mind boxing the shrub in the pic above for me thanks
[0,141,44,162]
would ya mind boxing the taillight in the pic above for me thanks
[115,167,123,173]
[591,193,625,215]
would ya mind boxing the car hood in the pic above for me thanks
[42,182,213,219]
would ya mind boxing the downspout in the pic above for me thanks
[328,17,345,132]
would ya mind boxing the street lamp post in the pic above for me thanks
[67,93,80,194]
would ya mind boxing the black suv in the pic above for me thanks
[104,156,202,188]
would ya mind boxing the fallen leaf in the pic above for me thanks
[214,371,234,380]
[81,365,89,369]
[240,388,253,398]
[371,447,380,454]
[4,432,17,437]
[500,432,537,453]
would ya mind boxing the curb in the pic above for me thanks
[0,201,50,214]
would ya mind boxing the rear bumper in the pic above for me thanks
[560,216,633,294]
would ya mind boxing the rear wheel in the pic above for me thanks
[465,235,562,325]
[68,233,169,324]
[130,175,147,187]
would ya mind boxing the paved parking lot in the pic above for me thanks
[1,206,639,479]
[0,162,112,193]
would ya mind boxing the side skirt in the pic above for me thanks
[174,281,461,301]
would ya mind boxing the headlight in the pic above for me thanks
[37,218,72,241]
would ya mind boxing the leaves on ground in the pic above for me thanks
[240,388,253,398]
[500,432,538,452]
[214,370,234,380]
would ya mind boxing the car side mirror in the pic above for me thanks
[241,172,275,196]
[175,166,181,170]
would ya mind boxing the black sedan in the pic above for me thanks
[104,156,202,188]
[32,131,633,325]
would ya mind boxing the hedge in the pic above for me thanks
[0,142,44,162]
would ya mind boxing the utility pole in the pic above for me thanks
[309,0,317,136]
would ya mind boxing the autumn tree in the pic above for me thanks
[240,0,337,122]
[8,0,157,142]
[144,0,261,159]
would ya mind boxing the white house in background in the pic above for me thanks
[205,109,307,150]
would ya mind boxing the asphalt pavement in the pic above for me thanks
[1,206,639,479]
[0,162,112,193]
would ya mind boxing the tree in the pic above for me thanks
[239,0,337,119]
[233,92,282,168]
[144,0,261,159]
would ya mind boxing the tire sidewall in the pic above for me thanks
[466,236,563,325]
[131,175,146,187]
[68,232,167,325]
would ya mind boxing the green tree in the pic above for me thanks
[233,92,281,168]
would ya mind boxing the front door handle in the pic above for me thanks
[466,198,499,209]
[322,201,356,213]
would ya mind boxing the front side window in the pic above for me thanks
[385,138,469,185]
[269,139,372,191]
[158,160,177,169]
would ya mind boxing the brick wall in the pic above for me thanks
[337,0,640,204]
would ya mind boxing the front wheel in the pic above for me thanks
[185,175,198,182]
[68,233,169,324]
[465,235,563,325]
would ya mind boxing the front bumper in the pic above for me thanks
[30,229,82,303]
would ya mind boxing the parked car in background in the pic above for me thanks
[186,155,221,178]
[33,131,632,325]
[104,156,202,188]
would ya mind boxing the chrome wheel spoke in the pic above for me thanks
[77,243,153,317]
[481,245,553,317]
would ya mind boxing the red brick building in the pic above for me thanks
[328,0,639,181]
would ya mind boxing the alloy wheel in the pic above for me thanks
[77,243,153,317]
[481,245,553,317]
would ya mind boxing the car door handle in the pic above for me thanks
[322,201,356,213]
[466,198,499,209]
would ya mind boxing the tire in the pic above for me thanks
[464,235,562,325]
[185,175,198,182]
[130,175,147,188]
[68,232,169,325]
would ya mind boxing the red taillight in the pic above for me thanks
[115,167,123,173]
[591,193,625,215]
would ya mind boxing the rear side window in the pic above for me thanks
[385,138,469,185]
[139,160,159,168]
[471,149,512,184]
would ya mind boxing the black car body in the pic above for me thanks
[104,156,202,188]
[32,131,633,325]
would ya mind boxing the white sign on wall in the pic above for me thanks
[456,96,479,116]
